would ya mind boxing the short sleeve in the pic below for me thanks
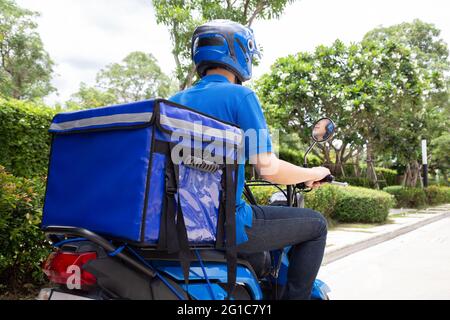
[236,92,272,159]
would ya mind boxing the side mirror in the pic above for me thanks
[303,117,336,168]
[312,117,336,143]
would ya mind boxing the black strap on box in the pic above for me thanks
[157,147,191,292]
[223,162,237,299]
[155,140,237,299]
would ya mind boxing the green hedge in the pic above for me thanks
[250,184,395,223]
[278,148,321,167]
[424,186,450,205]
[0,166,51,293]
[383,186,427,208]
[0,98,55,177]
[383,185,450,208]
[342,176,375,188]
[337,164,398,188]
[305,185,394,223]
[332,186,395,223]
[374,167,398,186]
[338,167,398,189]
[249,185,278,206]
[303,184,340,221]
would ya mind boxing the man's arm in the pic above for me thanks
[236,92,329,186]
[250,152,331,186]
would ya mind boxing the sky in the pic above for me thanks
[15,0,450,105]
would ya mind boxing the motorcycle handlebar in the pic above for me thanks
[319,174,334,183]
[296,174,348,189]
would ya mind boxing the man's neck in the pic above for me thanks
[206,68,236,84]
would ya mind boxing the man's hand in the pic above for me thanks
[309,166,331,181]
[304,166,331,189]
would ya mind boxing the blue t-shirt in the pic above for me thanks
[169,74,272,244]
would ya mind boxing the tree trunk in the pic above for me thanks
[366,142,379,189]
[402,164,410,187]
[181,63,197,90]
[336,143,347,177]
[405,160,421,188]
[318,143,332,169]
[353,162,360,177]
[354,152,361,177]
[339,162,346,178]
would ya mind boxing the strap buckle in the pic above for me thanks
[166,186,177,195]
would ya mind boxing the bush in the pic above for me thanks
[374,167,398,186]
[0,98,55,177]
[305,185,394,223]
[304,184,340,221]
[424,186,450,206]
[344,176,374,188]
[0,166,51,293]
[344,176,394,189]
[383,185,450,208]
[249,184,337,221]
[248,185,278,206]
[248,183,395,224]
[383,186,427,208]
[428,180,450,187]
[332,186,395,223]
[278,147,321,167]
[336,166,398,189]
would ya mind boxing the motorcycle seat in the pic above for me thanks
[238,251,272,278]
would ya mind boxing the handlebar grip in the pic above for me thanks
[318,174,334,183]
[296,174,334,189]
[297,182,306,189]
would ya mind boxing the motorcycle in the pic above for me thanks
[37,117,347,300]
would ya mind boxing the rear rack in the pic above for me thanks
[42,225,258,279]
[43,226,156,278]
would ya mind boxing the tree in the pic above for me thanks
[430,133,450,184]
[256,38,435,187]
[67,51,175,109]
[152,0,296,90]
[363,20,449,187]
[0,0,55,100]
[255,40,369,177]
[96,51,175,102]
[257,20,449,188]
[349,39,426,187]
[364,19,449,73]
[65,83,118,110]
[427,80,450,184]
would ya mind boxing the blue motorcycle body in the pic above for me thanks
[151,246,330,300]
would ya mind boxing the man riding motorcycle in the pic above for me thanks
[169,19,330,300]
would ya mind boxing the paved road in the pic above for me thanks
[317,217,450,300]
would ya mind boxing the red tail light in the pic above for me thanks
[43,251,97,289]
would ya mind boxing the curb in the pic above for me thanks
[322,209,450,265]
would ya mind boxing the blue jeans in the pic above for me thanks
[237,205,328,300]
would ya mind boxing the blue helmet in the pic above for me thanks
[191,19,260,83]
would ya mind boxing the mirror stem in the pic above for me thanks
[303,141,317,168]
